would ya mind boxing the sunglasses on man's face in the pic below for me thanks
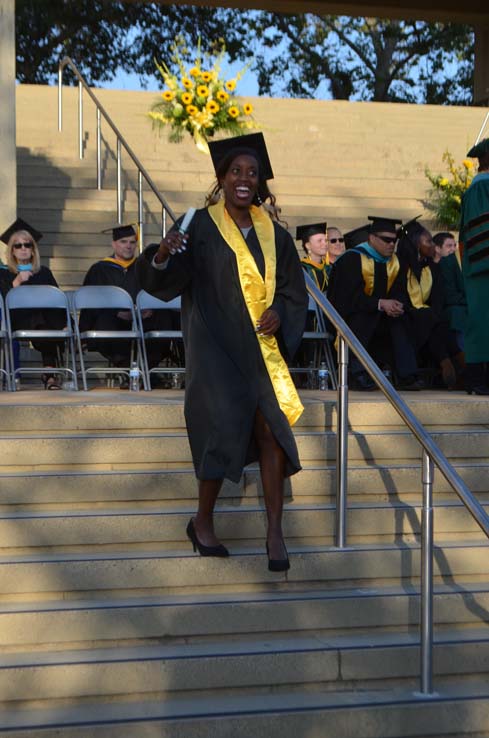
[375,235,397,245]
[329,238,344,244]
[12,242,34,250]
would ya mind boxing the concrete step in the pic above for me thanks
[0,628,487,704]
[1,681,489,737]
[0,501,488,552]
[1,581,487,648]
[1,428,489,467]
[0,541,488,596]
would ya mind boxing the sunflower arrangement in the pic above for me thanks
[425,151,474,228]
[148,36,258,153]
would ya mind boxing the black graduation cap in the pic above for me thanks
[0,217,43,245]
[295,222,327,243]
[343,224,370,250]
[208,132,274,181]
[101,224,138,241]
[467,138,489,158]
[368,216,403,234]
[397,215,423,239]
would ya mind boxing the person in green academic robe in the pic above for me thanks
[136,133,308,571]
[460,137,489,394]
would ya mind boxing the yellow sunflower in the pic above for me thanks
[186,104,198,116]
[206,100,220,114]
[225,79,237,92]
[216,89,229,103]
[182,77,193,90]
[162,90,175,101]
[243,103,253,115]
[201,71,212,82]
[228,106,240,119]
[181,92,194,105]
[196,84,210,98]
[189,67,200,77]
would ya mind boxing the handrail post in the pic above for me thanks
[335,336,349,548]
[96,108,102,190]
[420,449,435,694]
[58,65,63,131]
[117,139,123,223]
[78,81,84,159]
[162,208,167,238]
[138,170,144,254]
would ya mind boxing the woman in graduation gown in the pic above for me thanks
[298,222,329,292]
[137,133,308,571]
[0,218,65,389]
[396,219,462,389]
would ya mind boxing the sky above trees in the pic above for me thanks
[16,1,475,105]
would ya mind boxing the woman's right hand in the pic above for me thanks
[13,271,33,287]
[154,232,188,264]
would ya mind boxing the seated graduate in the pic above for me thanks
[0,218,66,390]
[396,218,463,389]
[326,226,345,266]
[327,216,422,391]
[80,223,174,388]
[136,132,307,572]
[297,222,329,291]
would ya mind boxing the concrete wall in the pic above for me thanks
[0,0,16,245]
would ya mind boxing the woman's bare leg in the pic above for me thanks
[193,479,224,547]
[254,410,287,561]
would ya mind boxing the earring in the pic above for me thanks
[255,193,263,205]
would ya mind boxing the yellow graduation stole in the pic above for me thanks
[407,266,433,309]
[360,254,400,296]
[103,256,137,269]
[208,200,303,426]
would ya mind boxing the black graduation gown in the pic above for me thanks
[0,266,65,365]
[327,249,416,377]
[136,207,308,483]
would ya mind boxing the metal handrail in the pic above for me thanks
[304,273,489,696]
[58,56,176,249]
[475,110,489,145]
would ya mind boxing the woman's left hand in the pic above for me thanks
[256,308,280,336]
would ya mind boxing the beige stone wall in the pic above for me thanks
[0,0,16,255]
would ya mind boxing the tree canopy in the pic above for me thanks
[15,1,474,105]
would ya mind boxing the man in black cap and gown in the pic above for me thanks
[80,224,174,386]
[327,216,421,390]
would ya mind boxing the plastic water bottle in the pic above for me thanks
[129,361,141,392]
[318,361,329,391]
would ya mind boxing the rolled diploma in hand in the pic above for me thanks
[178,207,196,235]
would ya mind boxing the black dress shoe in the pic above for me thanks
[466,384,489,395]
[266,541,290,572]
[396,375,425,391]
[350,372,376,391]
[186,519,229,557]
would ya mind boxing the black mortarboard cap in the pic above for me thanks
[0,217,43,245]
[397,215,423,240]
[101,224,137,241]
[208,132,274,180]
[368,216,403,234]
[467,138,489,158]
[295,222,327,243]
[343,224,370,250]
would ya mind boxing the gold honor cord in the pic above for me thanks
[360,254,400,296]
[208,200,304,426]
[407,266,433,308]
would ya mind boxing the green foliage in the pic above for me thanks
[425,151,475,228]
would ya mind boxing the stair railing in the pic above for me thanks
[58,56,176,250]
[305,273,489,697]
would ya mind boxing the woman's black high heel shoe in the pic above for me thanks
[266,541,290,572]
[186,519,229,558]
[465,385,489,395]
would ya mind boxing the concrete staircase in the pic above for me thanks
[14,84,487,290]
[0,390,489,735]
